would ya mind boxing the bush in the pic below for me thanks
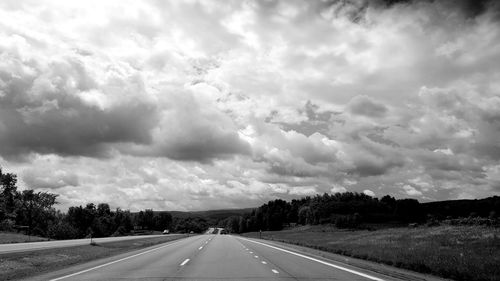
[442,217,499,227]
[334,213,361,229]
[47,221,78,240]
[111,226,129,237]
[0,219,15,231]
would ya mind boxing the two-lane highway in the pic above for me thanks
[30,234,424,281]
[0,234,183,254]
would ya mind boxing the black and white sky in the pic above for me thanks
[1,0,499,211]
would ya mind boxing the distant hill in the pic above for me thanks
[421,196,500,218]
[156,208,255,220]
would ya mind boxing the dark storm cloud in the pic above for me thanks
[273,101,338,137]
[0,56,159,159]
[375,0,499,18]
[157,130,252,162]
[344,141,405,176]
[0,101,157,159]
[348,95,388,118]
[120,89,252,163]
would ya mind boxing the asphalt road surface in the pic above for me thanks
[0,234,181,254]
[31,234,422,281]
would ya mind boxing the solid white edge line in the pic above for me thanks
[180,258,190,266]
[237,237,386,281]
[49,238,189,281]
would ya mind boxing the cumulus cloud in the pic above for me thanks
[23,168,79,189]
[120,87,252,162]
[402,185,423,197]
[363,189,375,197]
[1,0,499,210]
[348,95,388,118]
[331,184,347,193]
[0,20,159,159]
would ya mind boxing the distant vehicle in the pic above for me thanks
[220,229,227,235]
[190,231,194,234]
[162,229,169,234]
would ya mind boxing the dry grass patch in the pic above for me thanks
[0,232,48,244]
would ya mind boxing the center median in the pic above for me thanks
[0,234,189,281]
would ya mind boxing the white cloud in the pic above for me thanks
[403,185,423,197]
[331,184,347,194]
[0,0,499,210]
[363,189,375,197]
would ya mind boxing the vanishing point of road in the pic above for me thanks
[24,234,437,281]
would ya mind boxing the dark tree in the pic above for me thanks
[155,212,172,231]
[0,168,18,222]
[16,190,58,236]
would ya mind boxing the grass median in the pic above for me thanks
[0,234,188,280]
[242,225,500,281]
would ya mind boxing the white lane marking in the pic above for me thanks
[49,238,190,281]
[180,258,190,266]
[198,246,203,250]
[249,251,253,254]
[272,269,279,274]
[261,261,267,264]
[254,255,259,258]
[238,237,385,281]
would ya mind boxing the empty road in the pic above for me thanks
[0,234,182,254]
[29,234,428,281]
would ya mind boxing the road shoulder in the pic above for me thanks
[236,236,451,281]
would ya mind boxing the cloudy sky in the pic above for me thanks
[1,0,499,211]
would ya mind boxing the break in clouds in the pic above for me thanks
[0,0,499,211]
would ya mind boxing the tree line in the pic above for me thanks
[0,167,207,239]
[219,193,500,233]
[2,166,499,239]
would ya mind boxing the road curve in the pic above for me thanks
[28,234,430,281]
[0,234,182,254]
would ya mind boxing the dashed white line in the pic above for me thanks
[272,269,279,274]
[254,255,259,258]
[180,259,190,266]
[237,237,385,281]
[198,246,203,250]
[261,261,267,264]
[249,251,253,254]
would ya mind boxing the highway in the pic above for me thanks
[0,234,182,254]
[30,234,423,281]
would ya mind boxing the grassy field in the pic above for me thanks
[0,232,49,244]
[242,225,500,281]
[0,234,188,280]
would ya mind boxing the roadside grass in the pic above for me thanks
[0,234,188,281]
[0,232,49,244]
[242,225,500,281]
